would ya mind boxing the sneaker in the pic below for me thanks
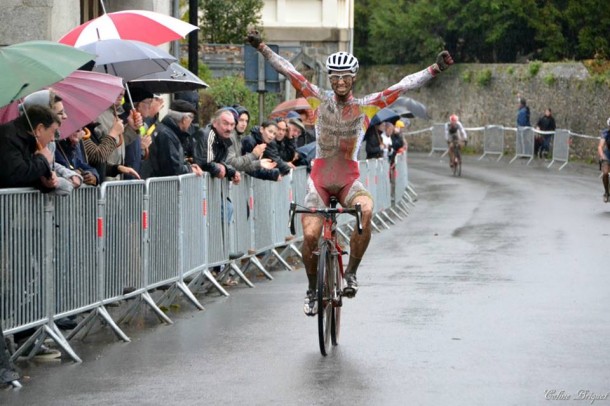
[343,273,358,298]
[303,290,317,316]
[32,345,61,361]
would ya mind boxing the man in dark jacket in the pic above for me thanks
[535,108,556,158]
[0,105,59,191]
[193,109,241,183]
[148,100,203,177]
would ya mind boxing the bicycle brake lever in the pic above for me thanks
[289,202,297,235]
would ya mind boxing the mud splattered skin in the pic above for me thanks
[258,43,437,204]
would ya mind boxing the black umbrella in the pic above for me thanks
[369,107,400,127]
[389,96,430,120]
[128,62,209,94]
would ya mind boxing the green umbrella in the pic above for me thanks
[0,40,95,108]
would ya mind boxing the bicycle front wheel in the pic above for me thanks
[331,252,343,346]
[317,241,333,356]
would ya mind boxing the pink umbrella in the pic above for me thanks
[58,10,199,47]
[0,70,124,139]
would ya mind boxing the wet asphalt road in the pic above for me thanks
[2,153,610,406]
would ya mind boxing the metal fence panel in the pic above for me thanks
[430,124,448,155]
[251,177,276,251]
[53,187,98,316]
[228,175,252,254]
[0,189,47,332]
[180,174,207,276]
[549,129,570,170]
[393,153,408,204]
[480,125,505,160]
[273,173,293,246]
[100,181,145,301]
[146,177,180,287]
[291,167,308,237]
[510,126,535,164]
[206,177,228,266]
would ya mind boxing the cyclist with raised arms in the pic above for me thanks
[247,30,454,315]
[445,114,468,168]
[598,117,610,203]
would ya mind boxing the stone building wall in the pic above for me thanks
[355,63,610,161]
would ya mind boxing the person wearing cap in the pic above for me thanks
[247,30,453,313]
[389,119,407,166]
[148,99,203,178]
[597,117,610,203]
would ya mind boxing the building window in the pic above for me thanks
[81,0,103,23]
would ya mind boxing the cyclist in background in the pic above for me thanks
[597,117,610,203]
[247,29,454,315]
[445,114,468,169]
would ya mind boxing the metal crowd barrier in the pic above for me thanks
[549,129,570,170]
[429,123,448,156]
[510,126,535,164]
[0,190,50,347]
[479,125,505,161]
[0,154,412,364]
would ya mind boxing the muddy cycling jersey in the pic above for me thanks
[602,129,610,161]
[259,43,437,206]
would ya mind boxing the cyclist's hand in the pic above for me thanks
[436,51,453,71]
[246,30,262,48]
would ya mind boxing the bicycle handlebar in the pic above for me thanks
[288,202,363,236]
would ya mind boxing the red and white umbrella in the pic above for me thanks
[58,10,199,47]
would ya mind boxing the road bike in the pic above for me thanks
[289,197,362,356]
[450,134,462,177]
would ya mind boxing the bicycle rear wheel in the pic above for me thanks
[317,241,333,356]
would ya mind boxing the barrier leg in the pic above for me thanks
[201,268,230,297]
[271,248,293,271]
[176,281,205,310]
[229,261,255,287]
[380,210,396,225]
[45,323,81,363]
[246,256,273,280]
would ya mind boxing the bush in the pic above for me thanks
[199,74,278,127]
[475,69,492,86]
[543,73,556,86]
[528,61,542,77]
[462,70,473,83]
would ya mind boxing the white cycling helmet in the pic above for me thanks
[607,117,610,127]
[326,52,359,74]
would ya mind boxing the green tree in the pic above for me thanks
[199,0,264,44]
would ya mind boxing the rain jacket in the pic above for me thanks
[148,115,194,177]
[194,124,237,181]
[0,118,52,189]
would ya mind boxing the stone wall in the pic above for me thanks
[354,63,610,161]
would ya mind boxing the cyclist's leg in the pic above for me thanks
[448,142,454,166]
[602,160,609,201]
[342,185,374,297]
[302,214,324,290]
[302,187,324,315]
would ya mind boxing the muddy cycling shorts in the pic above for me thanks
[303,158,373,209]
